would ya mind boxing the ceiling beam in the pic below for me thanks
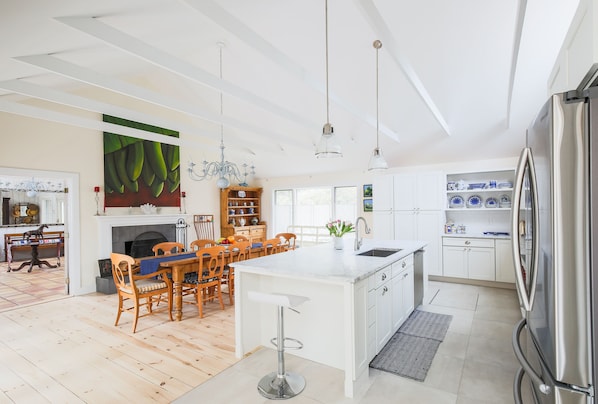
[355,0,451,136]
[13,54,308,151]
[54,15,318,131]
[0,78,282,154]
[506,0,528,127]
[183,0,400,142]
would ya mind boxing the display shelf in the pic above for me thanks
[220,186,266,243]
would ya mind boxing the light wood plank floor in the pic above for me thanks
[0,291,237,403]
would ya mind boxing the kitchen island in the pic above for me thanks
[231,238,427,397]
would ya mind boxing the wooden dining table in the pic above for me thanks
[137,246,264,321]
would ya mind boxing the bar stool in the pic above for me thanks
[248,291,310,400]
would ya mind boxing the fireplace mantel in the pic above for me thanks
[96,214,193,258]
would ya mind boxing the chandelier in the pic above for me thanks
[188,42,255,189]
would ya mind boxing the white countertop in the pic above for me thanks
[443,233,511,239]
[231,238,427,285]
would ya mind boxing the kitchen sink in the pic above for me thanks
[357,248,402,257]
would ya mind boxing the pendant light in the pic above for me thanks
[315,0,342,158]
[368,40,388,171]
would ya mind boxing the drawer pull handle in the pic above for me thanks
[381,273,387,281]
[382,286,388,295]
[465,240,471,245]
[402,261,406,268]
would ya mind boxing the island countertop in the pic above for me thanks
[230,238,427,284]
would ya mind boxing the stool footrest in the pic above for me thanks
[270,337,303,350]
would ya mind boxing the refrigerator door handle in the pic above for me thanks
[511,147,539,312]
[513,367,525,404]
[512,318,551,395]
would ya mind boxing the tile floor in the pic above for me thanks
[175,281,525,404]
[0,259,66,311]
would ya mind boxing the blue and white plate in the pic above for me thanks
[485,197,498,208]
[499,194,512,208]
[449,195,464,208]
[467,195,483,208]
[237,190,246,198]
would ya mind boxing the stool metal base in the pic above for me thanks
[257,371,306,400]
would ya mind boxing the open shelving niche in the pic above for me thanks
[444,169,515,236]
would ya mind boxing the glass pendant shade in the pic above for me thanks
[368,147,388,171]
[316,123,342,158]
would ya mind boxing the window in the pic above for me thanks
[273,186,357,246]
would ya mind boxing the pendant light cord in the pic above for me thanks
[374,40,381,149]
[219,42,224,146]
[325,0,330,124]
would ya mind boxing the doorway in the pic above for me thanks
[0,167,79,310]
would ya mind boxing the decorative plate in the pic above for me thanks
[468,183,486,190]
[485,197,498,208]
[466,195,483,208]
[238,190,246,198]
[449,195,464,208]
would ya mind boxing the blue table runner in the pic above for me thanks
[140,252,196,275]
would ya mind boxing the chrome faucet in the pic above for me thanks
[354,216,371,251]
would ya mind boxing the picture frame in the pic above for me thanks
[363,198,373,212]
[98,258,112,278]
[363,184,373,198]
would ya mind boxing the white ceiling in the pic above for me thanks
[0,0,580,179]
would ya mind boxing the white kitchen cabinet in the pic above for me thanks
[372,210,394,240]
[371,175,394,212]
[394,209,443,276]
[549,0,598,94]
[442,237,495,281]
[391,255,414,330]
[374,266,393,352]
[495,239,516,283]
[393,172,444,211]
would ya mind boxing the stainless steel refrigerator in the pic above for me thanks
[511,88,598,403]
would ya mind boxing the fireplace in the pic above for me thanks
[95,214,193,259]
[112,224,175,257]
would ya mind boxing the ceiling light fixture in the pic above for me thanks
[188,42,255,189]
[368,40,388,172]
[315,0,342,158]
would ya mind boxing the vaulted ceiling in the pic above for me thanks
[0,0,579,178]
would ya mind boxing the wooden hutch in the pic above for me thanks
[219,186,266,244]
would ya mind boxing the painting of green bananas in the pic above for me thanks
[103,115,180,208]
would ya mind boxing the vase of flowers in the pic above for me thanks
[326,220,354,250]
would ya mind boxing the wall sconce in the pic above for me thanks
[181,191,187,214]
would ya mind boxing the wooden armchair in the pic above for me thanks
[181,246,227,318]
[222,241,251,305]
[190,239,218,251]
[275,232,297,250]
[152,241,184,256]
[110,252,173,333]
[263,238,282,255]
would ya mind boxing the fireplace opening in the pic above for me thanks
[126,231,168,258]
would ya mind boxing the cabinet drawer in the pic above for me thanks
[250,226,264,236]
[235,229,250,236]
[392,254,414,278]
[374,267,391,288]
[442,237,494,248]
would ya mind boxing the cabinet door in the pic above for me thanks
[391,274,404,331]
[393,210,417,239]
[417,211,442,276]
[467,247,496,281]
[372,175,394,211]
[495,239,516,283]
[442,246,467,278]
[373,211,394,240]
[393,174,417,210]
[402,267,414,316]
[416,172,443,210]
[376,282,392,352]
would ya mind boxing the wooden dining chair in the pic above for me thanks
[264,238,282,255]
[110,252,173,333]
[222,241,251,305]
[190,239,218,251]
[181,246,227,318]
[152,241,184,256]
[275,232,297,251]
